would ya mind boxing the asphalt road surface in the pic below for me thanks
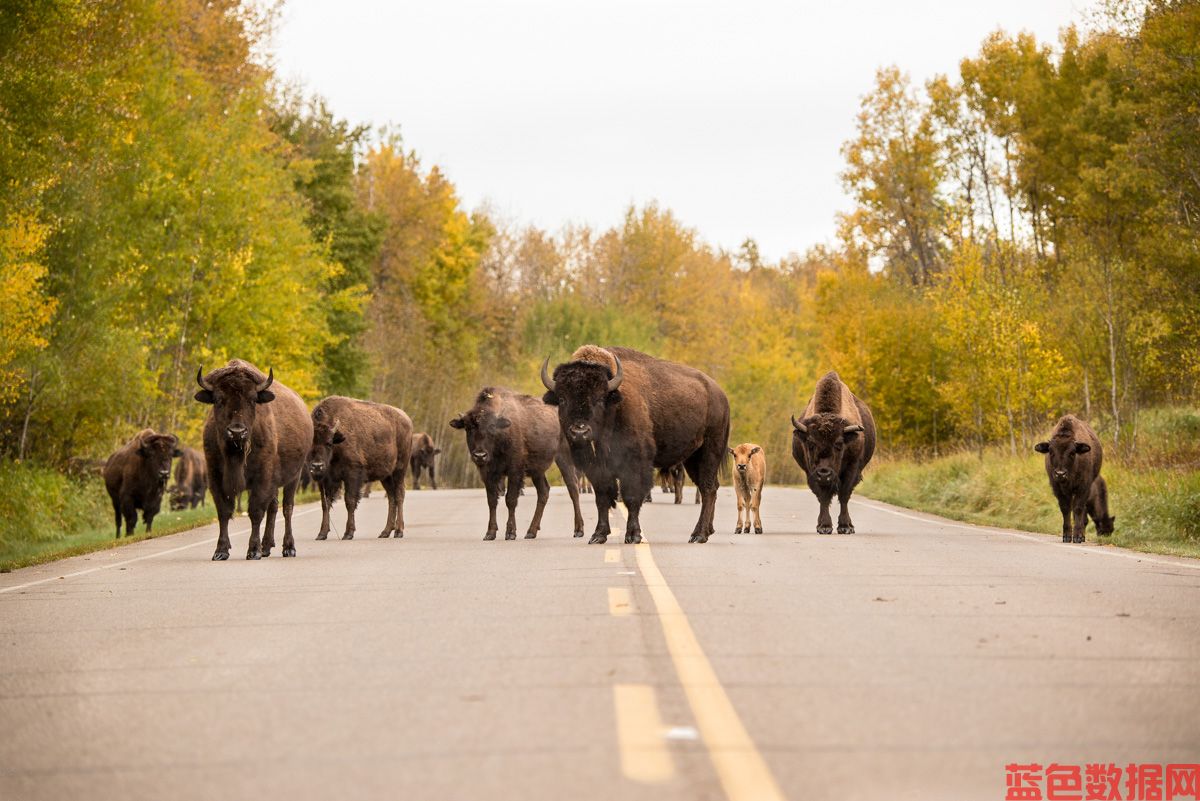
[2,485,1198,801]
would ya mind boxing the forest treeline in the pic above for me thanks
[1,0,1197,488]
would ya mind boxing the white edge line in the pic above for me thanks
[855,497,1200,571]
[0,508,321,595]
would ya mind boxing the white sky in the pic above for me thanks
[271,0,1087,262]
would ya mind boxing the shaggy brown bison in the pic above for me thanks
[168,446,207,511]
[409,432,440,490]
[104,429,180,537]
[308,396,412,540]
[541,345,730,544]
[791,371,876,535]
[1034,415,1115,543]
[730,444,766,534]
[659,463,685,503]
[195,360,312,560]
[450,387,585,540]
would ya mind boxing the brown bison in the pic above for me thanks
[168,446,207,511]
[308,396,412,540]
[658,463,685,503]
[541,345,730,544]
[409,432,440,490]
[104,429,181,537]
[729,443,766,534]
[195,360,312,560]
[1034,415,1115,543]
[450,387,585,540]
[791,371,876,535]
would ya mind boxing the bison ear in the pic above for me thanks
[750,446,761,456]
[605,389,623,406]
[449,416,465,429]
[1034,441,1050,454]
[331,431,346,445]
[1074,442,1091,454]
[728,447,735,456]
[173,447,183,457]
[194,389,215,404]
[255,389,275,404]
[494,416,512,429]
[542,391,559,406]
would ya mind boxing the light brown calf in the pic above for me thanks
[729,443,766,534]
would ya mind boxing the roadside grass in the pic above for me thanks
[860,408,1200,559]
[0,460,321,572]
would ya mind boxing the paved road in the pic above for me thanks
[2,485,1198,801]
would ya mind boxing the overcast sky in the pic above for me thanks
[271,0,1086,262]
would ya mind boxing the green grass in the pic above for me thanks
[0,460,322,572]
[862,451,1200,559]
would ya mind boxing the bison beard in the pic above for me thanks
[195,360,312,561]
[791,371,876,535]
[541,346,730,544]
[449,387,585,541]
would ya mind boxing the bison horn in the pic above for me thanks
[257,367,274,392]
[843,424,864,434]
[791,415,807,433]
[196,367,212,391]
[607,354,623,392]
[540,357,555,392]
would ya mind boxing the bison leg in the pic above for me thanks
[1056,495,1072,543]
[342,477,360,540]
[1071,496,1088,544]
[316,481,332,540]
[835,484,855,535]
[589,475,618,544]
[245,494,268,560]
[122,502,138,539]
[411,462,421,491]
[619,471,650,544]
[813,485,834,535]
[503,472,522,540]
[111,495,122,538]
[429,463,437,491]
[211,483,235,560]
[673,470,683,505]
[526,471,551,538]
[260,494,279,557]
[394,470,406,537]
[734,488,745,534]
[555,451,586,537]
[684,446,721,544]
[752,486,764,534]
[483,480,500,540]
[280,477,298,557]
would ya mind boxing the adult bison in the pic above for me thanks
[541,345,730,544]
[308,396,412,540]
[791,371,876,535]
[168,446,207,510]
[104,429,181,537]
[1034,415,1115,543]
[195,360,312,560]
[409,432,440,490]
[449,387,585,540]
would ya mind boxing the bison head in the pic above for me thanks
[194,365,275,453]
[728,444,761,477]
[450,405,510,466]
[139,433,181,486]
[540,354,622,445]
[1034,437,1090,483]
[307,413,345,481]
[791,413,863,487]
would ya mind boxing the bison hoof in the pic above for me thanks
[692,533,710,544]
[211,551,229,561]
[342,532,354,540]
[574,529,585,538]
[1073,535,1085,544]
[282,547,296,557]
[246,551,260,560]
[754,527,763,535]
[315,532,328,541]
[505,532,517,541]
[589,533,608,545]
[260,548,271,558]
[524,531,537,539]
[1062,534,1071,543]
[836,524,855,535]
[624,532,642,544]
[734,526,743,534]
[394,530,404,538]
[378,530,391,538]
[483,531,497,541]
[817,524,833,535]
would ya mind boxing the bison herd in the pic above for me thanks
[101,346,1115,560]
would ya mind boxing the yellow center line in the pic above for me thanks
[613,684,676,783]
[608,586,633,616]
[634,541,786,801]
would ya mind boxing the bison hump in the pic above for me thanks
[571,344,617,376]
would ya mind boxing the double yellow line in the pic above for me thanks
[606,518,785,801]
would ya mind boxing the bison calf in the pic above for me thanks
[168,446,207,511]
[409,432,440,490]
[791,371,876,535]
[104,430,181,537]
[450,387,585,541]
[308,397,413,540]
[729,444,766,534]
[1034,415,1115,543]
